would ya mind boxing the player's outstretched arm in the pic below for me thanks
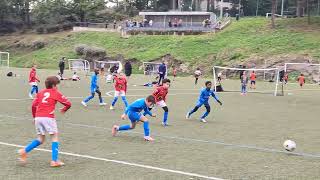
[56,91,71,113]
[144,106,153,117]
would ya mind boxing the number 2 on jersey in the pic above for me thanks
[42,92,50,103]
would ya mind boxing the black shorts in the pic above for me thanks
[251,81,256,85]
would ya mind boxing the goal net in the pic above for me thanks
[68,59,90,73]
[284,63,320,84]
[143,62,167,76]
[0,52,10,68]
[94,61,123,73]
[213,66,282,96]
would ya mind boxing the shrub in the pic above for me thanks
[32,40,46,50]
[46,25,60,33]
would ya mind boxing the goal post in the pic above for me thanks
[94,60,123,73]
[0,52,10,68]
[68,59,90,73]
[143,62,167,76]
[213,66,282,96]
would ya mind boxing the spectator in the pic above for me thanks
[168,19,172,27]
[149,20,153,27]
[178,19,183,27]
[158,62,167,85]
[113,20,117,29]
[173,18,178,27]
[105,20,109,28]
[58,57,66,79]
[143,18,148,27]
[124,61,132,78]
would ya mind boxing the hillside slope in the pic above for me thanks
[0,17,319,70]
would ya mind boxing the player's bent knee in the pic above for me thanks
[162,106,169,112]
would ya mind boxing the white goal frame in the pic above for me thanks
[94,60,123,73]
[68,59,90,72]
[213,66,281,96]
[0,52,10,68]
[143,62,167,76]
[284,62,320,84]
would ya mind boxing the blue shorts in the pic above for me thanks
[251,80,256,84]
[127,111,142,123]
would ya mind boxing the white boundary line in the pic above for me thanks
[1,114,320,159]
[0,141,224,180]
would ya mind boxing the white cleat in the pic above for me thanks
[109,105,115,110]
[144,136,154,141]
[99,102,107,106]
[200,119,207,123]
[81,101,87,107]
[186,113,190,119]
[28,93,33,99]
[162,122,169,127]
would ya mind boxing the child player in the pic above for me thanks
[298,73,305,88]
[250,71,256,89]
[28,65,40,98]
[147,78,171,126]
[82,69,107,107]
[112,95,156,141]
[186,81,222,123]
[110,73,129,110]
[194,68,202,85]
[19,76,71,167]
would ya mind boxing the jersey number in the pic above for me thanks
[42,92,50,103]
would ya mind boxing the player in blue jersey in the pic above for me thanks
[81,69,106,107]
[186,81,222,123]
[112,95,156,141]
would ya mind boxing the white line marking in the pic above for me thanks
[105,91,114,97]
[0,141,224,180]
[1,114,320,159]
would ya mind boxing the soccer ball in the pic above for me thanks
[283,140,296,152]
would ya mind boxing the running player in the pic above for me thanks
[112,95,156,141]
[110,73,129,110]
[194,68,201,85]
[81,69,107,107]
[186,81,222,123]
[18,76,71,167]
[28,65,40,98]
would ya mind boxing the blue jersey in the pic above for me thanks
[125,98,152,116]
[198,88,219,104]
[90,74,98,92]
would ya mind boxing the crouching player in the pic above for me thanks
[112,95,156,141]
[110,73,129,110]
[186,81,222,123]
[19,76,71,167]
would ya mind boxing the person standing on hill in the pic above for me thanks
[58,57,66,79]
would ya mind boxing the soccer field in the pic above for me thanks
[0,68,320,180]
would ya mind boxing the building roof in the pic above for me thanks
[139,11,215,16]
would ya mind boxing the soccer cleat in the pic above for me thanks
[28,93,33,99]
[162,122,169,127]
[18,149,27,164]
[81,101,87,107]
[186,112,190,119]
[200,118,207,123]
[112,125,119,136]
[99,102,107,106]
[50,160,65,167]
[144,136,154,141]
[109,105,115,110]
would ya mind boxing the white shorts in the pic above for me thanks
[35,117,58,135]
[29,82,37,86]
[114,90,126,97]
[156,100,167,108]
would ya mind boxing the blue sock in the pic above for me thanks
[25,139,41,153]
[52,142,59,161]
[143,121,150,136]
[118,124,131,131]
[84,95,94,103]
[35,86,39,93]
[163,112,168,123]
[201,111,210,119]
[30,86,36,95]
[121,96,129,107]
[112,97,118,106]
[99,96,103,103]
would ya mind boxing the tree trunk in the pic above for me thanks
[271,0,276,28]
[307,0,310,24]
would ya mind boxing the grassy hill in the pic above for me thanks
[1,17,319,70]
